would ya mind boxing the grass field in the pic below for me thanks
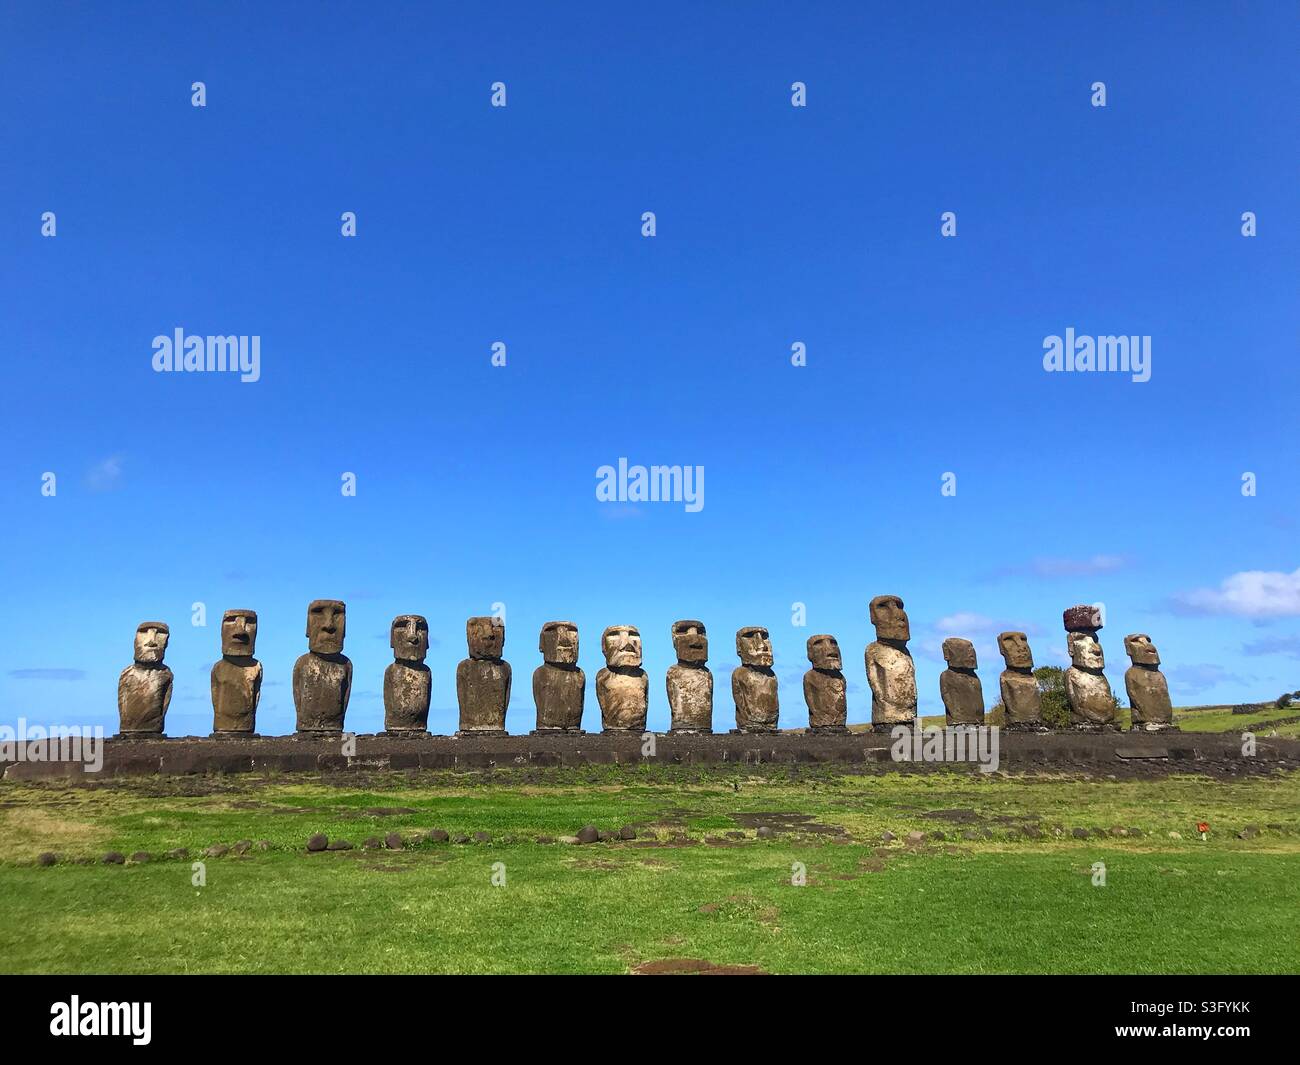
[2,765,1297,974]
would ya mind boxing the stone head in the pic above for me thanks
[1067,631,1105,670]
[391,615,430,663]
[306,600,346,654]
[806,634,842,671]
[539,621,579,666]
[998,631,1033,671]
[736,626,773,668]
[942,637,977,670]
[602,625,642,668]
[671,620,708,664]
[1124,633,1160,667]
[870,595,911,642]
[133,621,170,665]
[221,610,258,657]
[1063,604,1103,633]
[466,616,505,659]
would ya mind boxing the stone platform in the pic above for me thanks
[3,729,1298,780]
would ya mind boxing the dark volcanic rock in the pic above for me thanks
[306,833,328,852]
[576,825,600,844]
[102,852,126,865]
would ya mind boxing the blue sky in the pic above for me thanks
[2,1,1298,736]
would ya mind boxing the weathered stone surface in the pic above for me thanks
[576,825,600,844]
[1063,604,1104,632]
[232,839,252,855]
[940,638,984,726]
[865,596,916,728]
[363,836,381,849]
[803,634,847,731]
[118,621,173,735]
[129,851,151,863]
[618,825,637,840]
[102,851,125,864]
[473,831,491,843]
[533,621,584,731]
[756,826,775,839]
[597,625,648,731]
[211,610,261,734]
[666,620,713,732]
[385,832,403,850]
[457,616,510,733]
[384,615,431,733]
[1065,630,1116,727]
[1124,633,1175,731]
[293,601,351,733]
[425,829,449,843]
[204,844,229,858]
[732,626,778,732]
[37,852,57,866]
[997,631,1043,728]
[306,833,328,852]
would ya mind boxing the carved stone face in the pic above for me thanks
[1068,631,1105,670]
[134,622,169,664]
[1124,633,1160,667]
[998,631,1033,670]
[870,595,910,642]
[221,610,257,657]
[671,620,708,664]
[466,616,505,659]
[942,637,977,670]
[540,621,579,665]
[306,600,346,654]
[736,626,773,668]
[602,625,642,668]
[807,634,842,670]
[391,615,429,662]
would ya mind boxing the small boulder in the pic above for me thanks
[905,831,926,845]
[1238,825,1259,840]
[425,829,450,843]
[167,848,189,860]
[618,826,637,841]
[756,826,776,840]
[362,837,382,850]
[472,832,491,843]
[306,833,328,852]
[102,852,126,865]
[385,833,404,850]
[232,840,252,855]
[204,844,229,858]
[880,831,896,843]
[129,851,151,863]
[576,825,600,844]
[1072,828,1089,839]
[254,840,272,851]
[1128,827,1143,838]
[452,834,470,844]
[960,830,978,841]
[37,852,57,867]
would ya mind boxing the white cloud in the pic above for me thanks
[1171,567,1300,619]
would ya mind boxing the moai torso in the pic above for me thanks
[457,616,511,733]
[385,662,431,732]
[866,642,917,725]
[533,621,584,731]
[211,609,261,734]
[533,664,585,730]
[732,667,779,731]
[940,638,984,726]
[803,634,847,730]
[118,621,172,735]
[666,665,713,731]
[385,614,431,732]
[294,600,351,733]
[211,659,262,733]
[1124,633,1173,730]
[999,671,1043,726]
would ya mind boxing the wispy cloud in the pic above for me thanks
[85,454,124,492]
[1242,634,1300,660]
[982,555,1128,582]
[1169,567,1300,619]
[9,668,87,681]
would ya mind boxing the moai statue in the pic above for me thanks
[803,634,847,733]
[211,610,261,737]
[997,631,1045,731]
[596,625,648,732]
[939,637,984,727]
[533,621,585,733]
[666,620,713,733]
[118,621,173,737]
[1124,633,1176,732]
[732,626,779,733]
[1063,605,1116,730]
[384,615,431,734]
[865,594,917,733]
[456,616,510,735]
[293,600,351,735]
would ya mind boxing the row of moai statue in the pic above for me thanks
[117,597,1175,738]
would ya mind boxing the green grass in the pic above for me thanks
[2,766,1297,974]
